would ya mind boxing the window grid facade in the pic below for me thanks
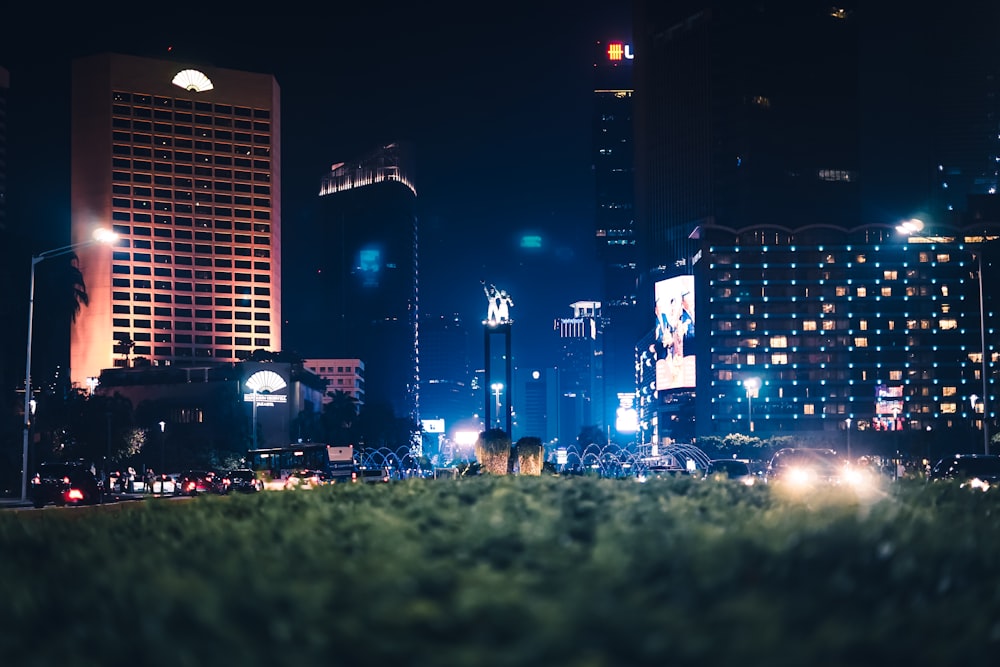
[696,224,996,435]
[71,54,281,389]
[107,91,273,364]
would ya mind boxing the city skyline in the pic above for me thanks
[1,3,630,384]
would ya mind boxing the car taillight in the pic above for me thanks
[62,476,71,485]
[67,488,84,501]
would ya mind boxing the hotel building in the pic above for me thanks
[69,53,281,389]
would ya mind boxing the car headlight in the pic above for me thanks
[962,477,991,491]
[786,466,814,487]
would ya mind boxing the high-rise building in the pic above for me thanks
[633,2,1000,447]
[69,53,281,390]
[302,142,418,427]
[553,301,603,445]
[593,39,640,436]
[302,358,365,406]
[0,65,9,398]
[0,65,7,235]
[419,313,475,432]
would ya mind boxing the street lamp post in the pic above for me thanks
[898,219,989,454]
[845,417,852,462]
[21,228,118,501]
[743,378,761,433]
[491,383,504,428]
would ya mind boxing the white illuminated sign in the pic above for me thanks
[243,370,288,407]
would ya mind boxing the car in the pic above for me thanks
[358,466,391,484]
[30,462,103,508]
[766,448,846,488]
[929,454,1000,490]
[637,465,693,482]
[177,470,228,496]
[705,459,756,486]
[227,469,263,492]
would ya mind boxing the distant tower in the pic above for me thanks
[554,301,603,445]
[593,39,639,436]
[420,313,476,430]
[307,143,419,428]
[69,53,282,389]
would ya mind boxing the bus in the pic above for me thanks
[247,443,357,490]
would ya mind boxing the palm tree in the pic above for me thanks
[323,390,358,445]
[63,255,89,322]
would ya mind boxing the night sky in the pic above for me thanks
[2,3,632,373]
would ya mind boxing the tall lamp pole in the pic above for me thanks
[743,377,761,433]
[21,228,118,501]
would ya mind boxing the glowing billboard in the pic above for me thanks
[653,275,695,391]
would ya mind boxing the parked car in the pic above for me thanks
[177,470,228,496]
[228,469,264,492]
[929,454,1000,490]
[766,448,846,488]
[358,466,391,484]
[637,465,693,482]
[705,459,756,486]
[30,462,103,508]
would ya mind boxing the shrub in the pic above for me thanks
[515,436,544,476]
[475,428,511,475]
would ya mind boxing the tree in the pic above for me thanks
[322,390,358,445]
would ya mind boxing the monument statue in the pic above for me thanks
[482,280,513,324]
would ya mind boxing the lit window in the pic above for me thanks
[883,270,897,280]
[854,337,868,347]
[747,354,756,365]
[836,286,848,297]
[770,336,788,348]
[772,353,788,364]
[890,371,903,381]
[860,320,868,331]
[803,321,817,331]
[823,320,836,331]
[856,286,867,297]
[940,319,958,330]
[942,386,957,396]
[941,403,957,414]
[881,287,892,297]
[804,404,815,415]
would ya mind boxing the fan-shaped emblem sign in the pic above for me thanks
[246,370,287,393]
[172,69,214,93]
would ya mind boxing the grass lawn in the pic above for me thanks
[2,475,998,666]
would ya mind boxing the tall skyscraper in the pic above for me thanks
[633,2,1000,446]
[419,313,475,432]
[553,301,603,445]
[304,142,419,427]
[0,65,9,400]
[593,39,640,436]
[69,53,281,390]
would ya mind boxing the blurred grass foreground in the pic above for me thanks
[2,475,1000,666]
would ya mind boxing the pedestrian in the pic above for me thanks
[146,467,156,494]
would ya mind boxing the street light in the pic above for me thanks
[491,383,504,427]
[845,417,853,462]
[743,377,761,433]
[898,219,989,454]
[21,227,118,501]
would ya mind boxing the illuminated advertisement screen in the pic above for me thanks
[653,275,695,391]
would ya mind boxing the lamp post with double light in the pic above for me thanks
[21,228,118,501]
[897,218,989,454]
